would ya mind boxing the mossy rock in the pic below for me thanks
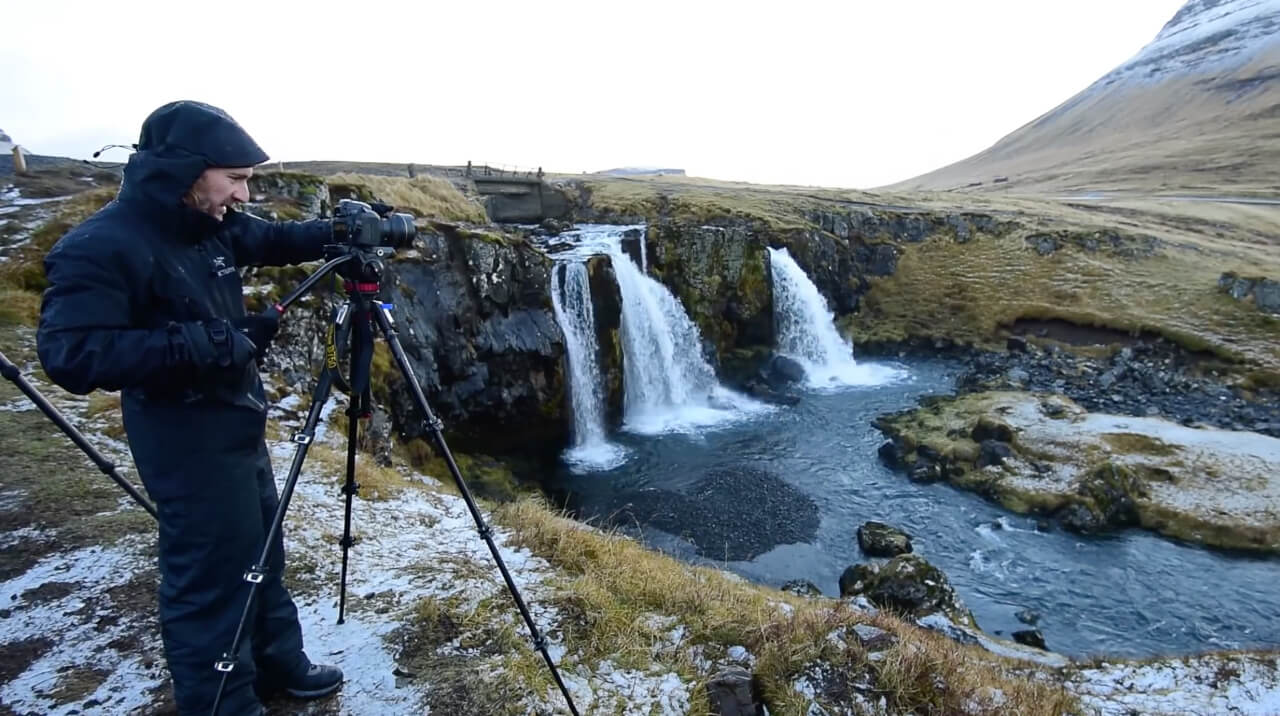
[1060,461,1150,533]
[839,554,974,626]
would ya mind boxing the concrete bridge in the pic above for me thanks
[468,166,568,223]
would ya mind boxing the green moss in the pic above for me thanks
[457,228,509,246]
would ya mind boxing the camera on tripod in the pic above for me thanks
[330,199,417,249]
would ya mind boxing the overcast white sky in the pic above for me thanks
[4,0,1185,188]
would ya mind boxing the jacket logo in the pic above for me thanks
[212,255,237,277]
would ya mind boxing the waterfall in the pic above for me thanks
[550,262,626,470]
[768,246,903,388]
[639,232,648,274]
[547,224,766,462]
[607,242,763,434]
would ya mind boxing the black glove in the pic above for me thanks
[178,319,257,372]
[232,312,280,358]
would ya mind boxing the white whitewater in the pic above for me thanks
[550,261,627,471]
[768,246,903,389]
[607,241,764,434]
[549,225,765,450]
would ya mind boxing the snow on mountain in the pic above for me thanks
[1101,0,1280,86]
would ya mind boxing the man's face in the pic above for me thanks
[185,166,254,221]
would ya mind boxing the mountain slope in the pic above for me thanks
[889,0,1280,195]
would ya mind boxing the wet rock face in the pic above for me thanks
[838,554,972,625]
[646,223,773,355]
[584,255,624,427]
[857,521,913,557]
[381,226,565,450]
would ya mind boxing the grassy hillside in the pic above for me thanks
[889,40,1280,195]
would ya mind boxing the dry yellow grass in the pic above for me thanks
[329,173,488,223]
[0,288,43,326]
[845,225,1280,375]
[493,497,1078,715]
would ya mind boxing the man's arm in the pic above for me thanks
[223,210,331,268]
[37,237,245,394]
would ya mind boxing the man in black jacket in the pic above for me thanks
[37,101,343,715]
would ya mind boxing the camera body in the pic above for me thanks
[331,199,416,249]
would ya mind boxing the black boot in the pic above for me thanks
[283,662,344,699]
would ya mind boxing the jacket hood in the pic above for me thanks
[118,101,269,210]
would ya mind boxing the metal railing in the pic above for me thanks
[439,162,545,181]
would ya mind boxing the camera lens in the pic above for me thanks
[381,213,417,248]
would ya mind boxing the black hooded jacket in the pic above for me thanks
[37,101,330,413]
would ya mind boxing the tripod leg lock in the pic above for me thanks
[424,416,444,432]
[341,481,361,497]
[243,566,266,584]
[291,432,313,446]
[339,534,358,549]
[214,657,237,673]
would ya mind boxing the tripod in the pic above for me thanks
[210,243,580,715]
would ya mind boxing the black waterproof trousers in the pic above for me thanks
[124,397,305,716]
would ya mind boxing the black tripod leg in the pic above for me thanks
[369,305,581,716]
[337,300,375,625]
[210,354,344,715]
[0,349,157,520]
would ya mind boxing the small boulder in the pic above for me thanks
[840,554,971,624]
[839,563,879,597]
[1013,629,1048,650]
[539,218,568,236]
[1256,279,1280,314]
[857,521,914,557]
[706,667,765,716]
[877,440,905,468]
[909,462,945,483]
[852,624,896,652]
[1006,335,1028,352]
[766,354,806,387]
[977,440,1014,468]
[780,580,822,597]
[1026,234,1059,256]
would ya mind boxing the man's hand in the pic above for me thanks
[233,312,281,359]
[179,319,257,371]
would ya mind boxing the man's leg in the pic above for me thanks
[151,463,268,716]
[248,443,342,700]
